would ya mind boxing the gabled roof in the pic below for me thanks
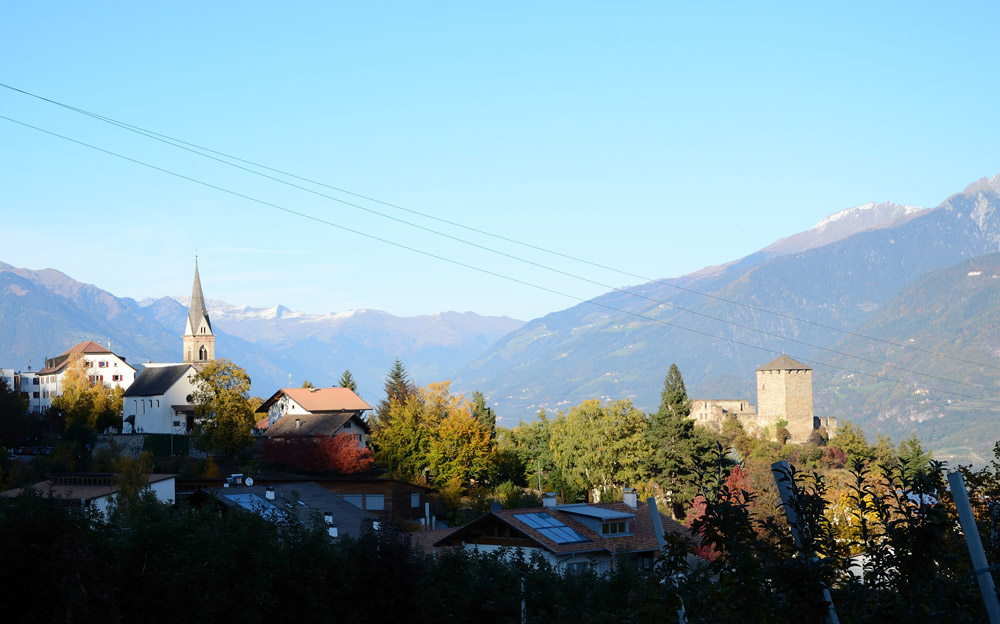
[257,387,372,414]
[63,340,112,355]
[38,340,124,374]
[202,481,377,538]
[124,364,195,397]
[433,501,691,555]
[757,354,811,372]
[266,412,370,438]
[1,473,175,502]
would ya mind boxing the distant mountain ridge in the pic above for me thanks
[0,266,523,402]
[450,174,1000,463]
[762,201,928,256]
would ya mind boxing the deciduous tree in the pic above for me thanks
[551,399,650,500]
[190,359,255,459]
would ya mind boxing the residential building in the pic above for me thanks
[37,341,137,412]
[197,481,378,538]
[1,473,176,517]
[431,491,691,573]
[257,387,372,447]
[122,364,199,434]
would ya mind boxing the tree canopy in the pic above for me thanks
[190,359,256,459]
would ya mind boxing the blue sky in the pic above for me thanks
[2,3,999,320]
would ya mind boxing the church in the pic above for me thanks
[122,259,216,435]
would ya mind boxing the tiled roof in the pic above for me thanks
[1,473,175,502]
[410,528,459,555]
[266,412,370,437]
[257,387,372,414]
[434,501,691,555]
[203,481,376,538]
[64,340,112,355]
[757,354,811,371]
[38,341,119,374]
[123,364,194,397]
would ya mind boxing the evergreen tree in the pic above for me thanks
[898,432,932,481]
[470,390,496,439]
[375,359,415,424]
[338,369,358,393]
[301,379,315,389]
[658,363,691,418]
[645,363,714,519]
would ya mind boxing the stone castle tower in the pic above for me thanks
[756,355,815,443]
[182,258,215,366]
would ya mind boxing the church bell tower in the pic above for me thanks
[183,257,215,366]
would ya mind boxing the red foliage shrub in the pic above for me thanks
[821,445,846,470]
[261,434,374,474]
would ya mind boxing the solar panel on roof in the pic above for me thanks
[514,513,590,543]
[538,526,589,544]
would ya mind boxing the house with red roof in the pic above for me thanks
[37,340,136,413]
[256,387,372,446]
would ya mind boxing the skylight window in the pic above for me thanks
[514,512,590,544]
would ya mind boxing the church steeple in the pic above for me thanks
[183,257,215,365]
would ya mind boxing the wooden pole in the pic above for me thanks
[771,461,840,624]
[947,470,1000,624]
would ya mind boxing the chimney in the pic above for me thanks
[265,486,275,500]
[542,493,557,508]
[623,488,637,509]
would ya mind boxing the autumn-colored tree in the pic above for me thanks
[829,420,871,466]
[113,451,154,517]
[262,434,374,474]
[428,410,494,485]
[51,353,124,435]
[190,359,256,459]
[371,381,499,487]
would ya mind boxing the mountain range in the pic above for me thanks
[453,174,1000,464]
[3,173,1000,464]
[0,263,522,403]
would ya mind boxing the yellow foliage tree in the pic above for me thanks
[52,353,124,434]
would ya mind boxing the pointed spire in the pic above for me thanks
[187,257,212,335]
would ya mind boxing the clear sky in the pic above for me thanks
[3,3,999,321]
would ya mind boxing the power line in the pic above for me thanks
[1,82,995,374]
[2,112,997,407]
